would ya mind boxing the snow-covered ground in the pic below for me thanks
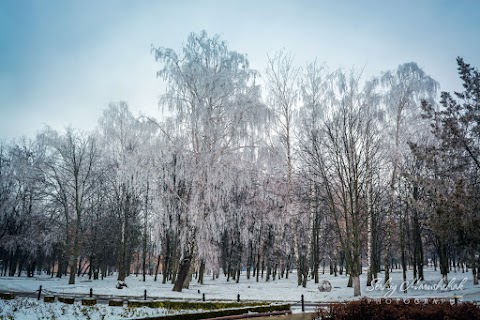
[0,299,175,320]
[1,267,479,319]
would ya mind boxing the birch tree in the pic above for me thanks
[153,30,265,291]
[380,62,438,286]
[265,50,306,286]
[297,60,331,284]
[98,102,155,284]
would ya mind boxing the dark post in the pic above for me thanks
[89,288,93,298]
[301,294,305,312]
[202,293,205,301]
[37,285,42,300]
[237,294,240,302]
[144,289,147,300]
[454,296,458,305]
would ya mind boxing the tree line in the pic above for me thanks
[0,31,479,296]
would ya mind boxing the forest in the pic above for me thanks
[0,31,479,297]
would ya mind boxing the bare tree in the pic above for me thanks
[303,69,379,296]
[265,50,306,286]
[42,127,98,285]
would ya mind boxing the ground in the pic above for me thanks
[0,267,479,319]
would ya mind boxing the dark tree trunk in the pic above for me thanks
[173,256,191,292]
[154,255,161,282]
[198,259,205,284]
[438,240,449,284]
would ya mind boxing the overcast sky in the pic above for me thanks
[1,0,479,141]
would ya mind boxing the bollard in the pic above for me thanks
[301,294,304,312]
[144,289,147,300]
[37,285,42,300]
[202,293,205,301]
[237,294,240,302]
[90,288,93,298]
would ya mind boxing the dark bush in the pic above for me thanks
[315,298,480,320]
[58,296,75,304]
[109,299,124,307]
[137,303,291,320]
[0,292,15,300]
[81,298,97,306]
[126,299,268,310]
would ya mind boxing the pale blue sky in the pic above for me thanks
[1,0,479,140]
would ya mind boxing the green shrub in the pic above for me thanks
[128,300,154,308]
[135,303,291,320]
[44,296,55,303]
[127,299,269,310]
[81,298,97,306]
[108,299,124,307]
[58,297,75,304]
[0,292,15,300]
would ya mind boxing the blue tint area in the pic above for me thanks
[0,0,479,140]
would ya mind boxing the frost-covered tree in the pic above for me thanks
[380,62,438,286]
[0,138,49,277]
[98,102,157,283]
[297,60,331,284]
[41,127,98,284]
[153,30,266,291]
[265,50,306,286]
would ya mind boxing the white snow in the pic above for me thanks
[1,267,479,319]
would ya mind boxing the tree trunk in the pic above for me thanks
[255,255,260,282]
[412,184,424,281]
[198,259,205,284]
[473,266,478,285]
[154,255,161,282]
[400,204,407,292]
[353,275,361,297]
[173,256,191,292]
[68,218,81,285]
[247,243,252,280]
[438,240,449,285]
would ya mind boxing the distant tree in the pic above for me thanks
[265,50,305,286]
[411,58,480,285]
[42,127,98,285]
[98,102,153,283]
[301,68,378,296]
[0,139,48,277]
[380,62,438,286]
[297,60,331,284]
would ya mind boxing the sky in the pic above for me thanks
[1,0,479,141]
